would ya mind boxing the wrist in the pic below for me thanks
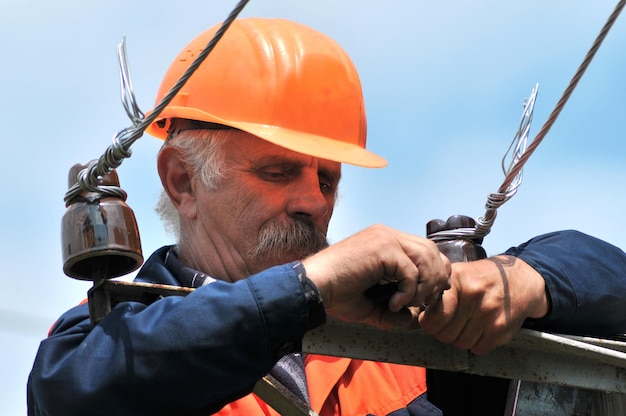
[494,255,550,319]
[292,261,326,330]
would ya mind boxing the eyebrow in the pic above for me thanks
[320,165,342,184]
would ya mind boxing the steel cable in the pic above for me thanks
[64,0,250,204]
[429,0,626,243]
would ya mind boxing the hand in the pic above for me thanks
[302,224,451,329]
[418,255,549,355]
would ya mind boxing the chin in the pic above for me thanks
[253,252,311,271]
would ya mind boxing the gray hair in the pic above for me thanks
[155,128,231,241]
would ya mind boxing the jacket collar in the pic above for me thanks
[134,245,215,288]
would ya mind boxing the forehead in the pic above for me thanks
[223,130,342,172]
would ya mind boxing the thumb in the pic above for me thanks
[366,306,414,330]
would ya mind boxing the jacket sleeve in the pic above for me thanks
[504,229,626,336]
[28,263,310,416]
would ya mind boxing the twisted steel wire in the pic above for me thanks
[500,0,625,194]
[429,0,626,243]
[473,85,538,238]
[64,0,250,205]
[65,0,624,237]
[118,38,145,126]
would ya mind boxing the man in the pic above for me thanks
[28,18,626,415]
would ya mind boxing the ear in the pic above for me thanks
[157,146,198,220]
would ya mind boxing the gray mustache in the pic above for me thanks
[250,219,329,261]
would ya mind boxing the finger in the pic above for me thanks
[414,252,452,304]
[469,321,522,355]
[430,288,476,344]
[389,269,418,312]
[380,252,421,312]
[403,307,421,330]
[449,317,483,350]
[367,305,414,330]
[469,335,499,356]
[422,283,449,308]
[434,320,465,345]
[418,286,458,334]
[438,252,453,290]
[411,242,450,282]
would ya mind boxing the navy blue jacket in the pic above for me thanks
[505,230,626,335]
[27,230,626,415]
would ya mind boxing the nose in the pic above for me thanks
[286,170,332,222]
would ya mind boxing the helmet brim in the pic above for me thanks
[146,108,388,168]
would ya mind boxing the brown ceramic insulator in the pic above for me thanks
[61,162,143,281]
[426,215,487,263]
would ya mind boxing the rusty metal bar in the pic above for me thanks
[87,280,194,324]
[254,376,318,416]
[87,280,626,401]
[88,281,626,393]
[303,319,626,394]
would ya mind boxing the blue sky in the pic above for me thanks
[1,1,625,413]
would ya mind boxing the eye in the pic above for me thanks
[319,176,337,194]
[263,170,287,180]
[254,164,297,182]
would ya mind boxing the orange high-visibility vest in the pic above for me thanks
[214,354,428,416]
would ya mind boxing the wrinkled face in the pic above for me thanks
[192,130,341,278]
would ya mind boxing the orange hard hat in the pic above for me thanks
[146,18,387,168]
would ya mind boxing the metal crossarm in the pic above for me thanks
[302,319,626,394]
